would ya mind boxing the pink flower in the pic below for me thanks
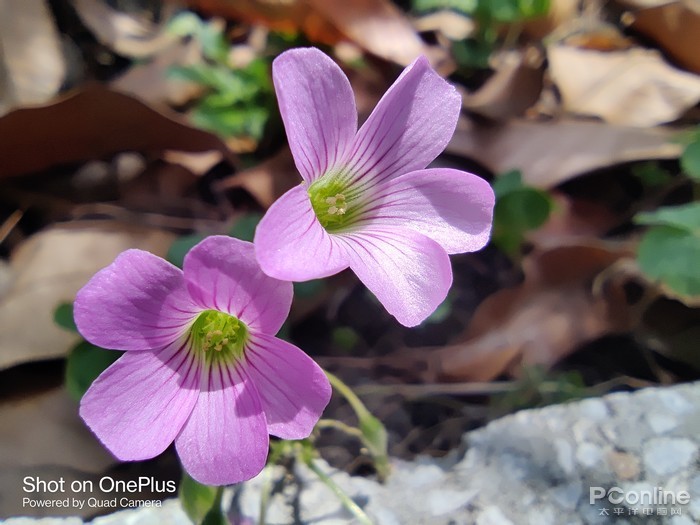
[254,48,495,327]
[74,236,331,486]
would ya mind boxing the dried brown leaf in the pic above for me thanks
[429,243,632,382]
[624,0,700,74]
[0,0,65,115]
[73,0,177,58]
[462,48,545,121]
[187,0,437,65]
[548,45,700,126]
[0,86,233,179]
[215,147,299,207]
[0,223,174,371]
[446,118,682,188]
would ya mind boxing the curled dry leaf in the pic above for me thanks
[186,0,435,65]
[0,223,174,371]
[447,117,683,188]
[0,86,233,179]
[548,45,700,127]
[0,388,116,517]
[72,0,177,58]
[111,38,206,106]
[461,48,545,121]
[623,0,700,75]
[0,0,65,116]
[214,146,300,207]
[425,242,633,382]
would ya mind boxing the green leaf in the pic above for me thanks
[492,186,552,254]
[637,225,700,299]
[412,0,477,14]
[228,213,262,242]
[331,327,360,352]
[634,203,700,234]
[54,302,77,332]
[65,342,122,401]
[293,279,325,298]
[167,234,205,268]
[681,140,700,180]
[631,161,671,188]
[179,473,224,525]
[492,169,523,198]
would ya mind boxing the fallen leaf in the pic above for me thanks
[412,10,475,41]
[73,0,177,58]
[461,48,545,120]
[111,38,206,106]
[523,0,580,39]
[548,45,700,126]
[0,0,65,115]
[623,0,700,75]
[307,0,430,66]
[0,222,174,371]
[186,0,436,65]
[446,118,683,188]
[0,86,234,179]
[215,147,300,208]
[427,242,633,382]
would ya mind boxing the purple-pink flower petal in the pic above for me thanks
[175,363,268,485]
[338,227,452,327]
[344,56,461,187]
[183,236,293,335]
[74,250,200,351]
[254,185,349,281]
[273,48,357,183]
[244,333,331,440]
[356,168,495,254]
[79,339,200,461]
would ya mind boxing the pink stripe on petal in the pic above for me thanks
[273,48,357,183]
[254,185,349,281]
[79,338,200,461]
[74,250,200,351]
[355,168,495,254]
[243,333,331,440]
[338,227,452,327]
[175,362,268,486]
[183,237,293,335]
[345,56,461,188]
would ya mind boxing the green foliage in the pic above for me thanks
[179,473,228,525]
[168,14,274,144]
[331,326,360,352]
[413,0,549,68]
[65,342,122,401]
[491,170,553,256]
[631,161,672,188]
[166,213,263,268]
[681,139,700,180]
[634,204,700,300]
[493,366,587,413]
[54,302,77,332]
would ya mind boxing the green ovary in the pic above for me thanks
[191,310,248,363]
[308,176,356,232]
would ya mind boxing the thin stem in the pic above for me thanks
[305,458,374,525]
[325,371,372,421]
[316,419,365,439]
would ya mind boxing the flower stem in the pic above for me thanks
[325,371,390,481]
[305,457,374,525]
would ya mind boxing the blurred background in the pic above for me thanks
[1,0,699,519]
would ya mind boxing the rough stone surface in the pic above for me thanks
[4,382,700,524]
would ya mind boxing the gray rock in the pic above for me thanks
[6,382,700,524]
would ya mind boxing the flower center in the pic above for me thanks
[191,310,248,362]
[308,177,354,232]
